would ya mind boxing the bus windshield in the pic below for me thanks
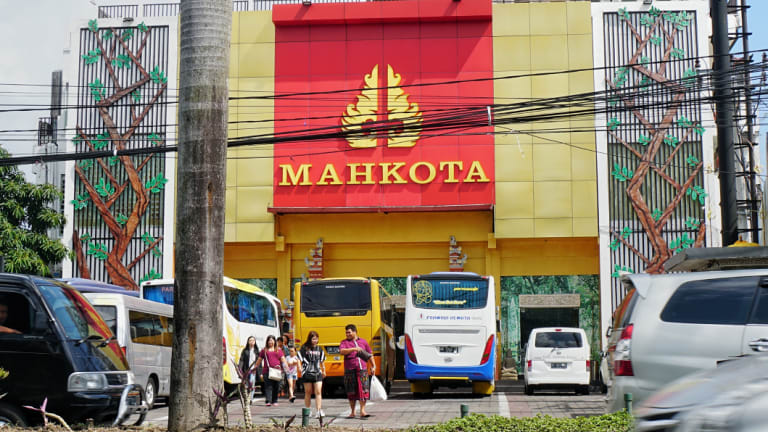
[411,277,489,310]
[143,284,174,305]
[300,281,371,317]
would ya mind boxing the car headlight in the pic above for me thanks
[678,380,768,432]
[68,372,109,392]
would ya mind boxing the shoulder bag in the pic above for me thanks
[266,350,284,381]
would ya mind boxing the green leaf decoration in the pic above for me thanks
[108,156,119,166]
[607,118,621,131]
[116,213,128,226]
[686,185,708,205]
[621,227,632,239]
[611,264,634,278]
[608,96,619,107]
[150,66,167,84]
[663,135,679,147]
[639,76,651,89]
[79,232,92,242]
[95,178,116,197]
[131,89,141,103]
[671,48,685,59]
[138,22,149,33]
[148,133,163,146]
[613,67,629,87]
[145,173,168,194]
[92,132,110,150]
[675,12,692,30]
[151,247,163,258]
[685,217,701,230]
[142,232,156,247]
[103,29,113,40]
[652,208,662,222]
[88,19,98,33]
[70,194,90,210]
[86,242,109,260]
[89,79,105,102]
[640,56,651,66]
[663,11,677,22]
[640,15,654,28]
[618,8,630,21]
[610,239,621,251]
[140,269,162,284]
[611,163,634,182]
[685,155,700,168]
[82,49,101,65]
[649,7,662,17]
[121,28,134,41]
[638,135,651,146]
[682,68,697,87]
[693,124,705,135]
[72,135,83,145]
[111,54,131,69]
[670,234,695,254]
[676,116,692,128]
[78,159,94,170]
[649,36,662,46]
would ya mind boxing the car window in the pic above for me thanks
[534,332,583,348]
[93,305,117,336]
[613,287,637,329]
[749,286,768,324]
[661,276,759,325]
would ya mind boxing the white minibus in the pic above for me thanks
[84,293,173,409]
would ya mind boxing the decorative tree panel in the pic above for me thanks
[603,9,708,309]
[71,22,170,290]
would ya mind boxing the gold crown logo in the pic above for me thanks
[341,64,423,148]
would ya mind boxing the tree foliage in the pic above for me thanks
[0,148,67,275]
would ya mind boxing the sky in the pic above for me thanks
[0,0,767,181]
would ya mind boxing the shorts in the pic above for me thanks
[302,372,323,383]
[286,373,298,380]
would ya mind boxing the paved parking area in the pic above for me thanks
[143,381,608,429]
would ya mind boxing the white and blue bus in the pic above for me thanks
[404,272,497,396]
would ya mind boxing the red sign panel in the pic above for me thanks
[272,0,494,212]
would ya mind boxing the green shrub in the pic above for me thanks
[407,411,633,432]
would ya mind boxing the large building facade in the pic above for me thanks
[61,0,719,370]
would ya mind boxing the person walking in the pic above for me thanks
[254,335,288,406]
[339,324,374,418]
[298,330,326,418]
[237,336,260,403]
[285,346,299,403]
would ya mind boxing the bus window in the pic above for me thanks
[225,289,276,327]
[143,284,174,305]
[129,311,173,347]
[300,281,372,317]
[411,278,489,309]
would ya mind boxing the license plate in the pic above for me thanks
[439,346,458,354]
[325,346,340,354]
[551,362,567,369]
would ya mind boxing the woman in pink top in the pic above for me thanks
[254,335,288,406]
[339,323,375,418]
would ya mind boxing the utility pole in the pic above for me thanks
[739,1,759,243]
[168,0,231,431]
[711,0,738,246]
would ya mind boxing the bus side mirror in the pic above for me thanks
[606,326,613,338]
[281,321,290,334]
[396,335,405,350]
[496,320,501,333]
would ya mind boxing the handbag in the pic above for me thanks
[354,339,373,361]
[266,350,283,382]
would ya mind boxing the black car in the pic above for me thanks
[0,274,145,426]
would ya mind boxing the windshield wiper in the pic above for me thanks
[74,334,106,346]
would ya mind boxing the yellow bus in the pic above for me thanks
[292,277,396,394]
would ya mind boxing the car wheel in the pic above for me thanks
[0,403,27,427]
[145,376,158,410]
[524,384,533,396]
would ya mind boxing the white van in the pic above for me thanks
[84,293,173,409]
[523,327,590,395]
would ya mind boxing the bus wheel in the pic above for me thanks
[472,381,494,396]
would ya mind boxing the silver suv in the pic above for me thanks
[606,269,768,412]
